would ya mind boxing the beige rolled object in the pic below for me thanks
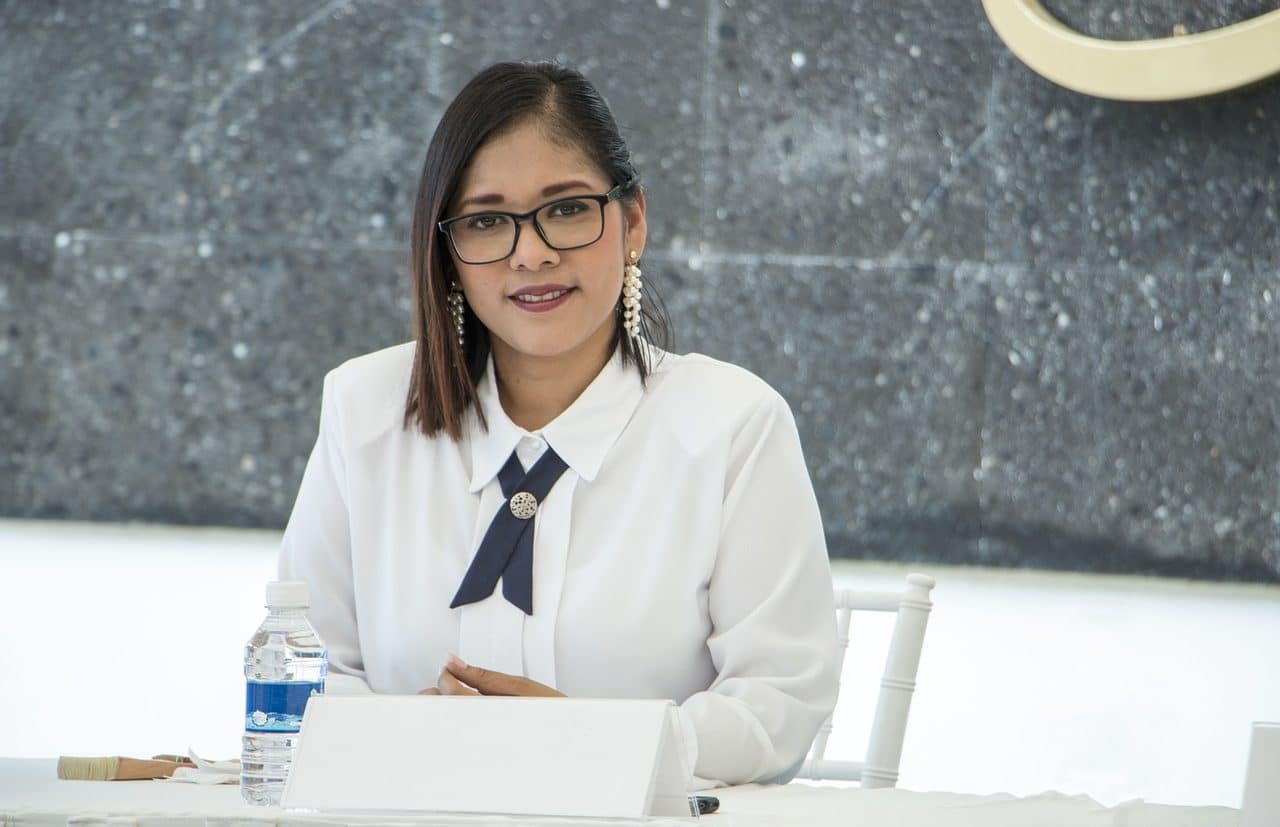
[56,755,186,781]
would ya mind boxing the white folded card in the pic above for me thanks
[281,695,696,820]
[1241,721,1280,827]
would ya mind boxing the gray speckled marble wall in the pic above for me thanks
[2,1,1278,581]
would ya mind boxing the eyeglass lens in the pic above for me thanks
[448,197,604,264]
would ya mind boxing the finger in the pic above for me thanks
[417,687,440,695]
[436,666,480,696]
[444,654,518,696]
[444,654,563,697]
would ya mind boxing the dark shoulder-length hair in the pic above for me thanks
[403,60,673,440]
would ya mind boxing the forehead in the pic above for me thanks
[455,120,607,205]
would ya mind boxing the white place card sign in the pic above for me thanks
[1241,721,1280,827]
[281,695,695,820]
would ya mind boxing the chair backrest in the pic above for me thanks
[797,572,935,787]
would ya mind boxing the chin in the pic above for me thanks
[493,320,618,362]
[498,331,592,360]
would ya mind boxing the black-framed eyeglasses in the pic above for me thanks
[438,183,627,265]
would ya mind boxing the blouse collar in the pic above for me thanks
[466,346,646,492]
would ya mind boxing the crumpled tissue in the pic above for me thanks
[158,748,240,785]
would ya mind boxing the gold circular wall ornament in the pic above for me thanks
[983,0,1280,101]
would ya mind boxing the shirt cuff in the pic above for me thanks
[675,704,722,791]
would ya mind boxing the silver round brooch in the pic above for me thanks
[509,492,538,520]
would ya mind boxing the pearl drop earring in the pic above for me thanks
[622,251,643,339]
[448,281,466,348]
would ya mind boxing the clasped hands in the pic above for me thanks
[418,653,564,697]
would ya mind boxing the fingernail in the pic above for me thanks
[447,652,466,670]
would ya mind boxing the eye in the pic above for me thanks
[546,199,590,219]
[465,213,509,231]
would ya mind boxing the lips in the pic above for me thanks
[509,284,575,313]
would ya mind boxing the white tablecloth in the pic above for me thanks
[0,760,1239,826]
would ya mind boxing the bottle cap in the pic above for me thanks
[266,580,310,609]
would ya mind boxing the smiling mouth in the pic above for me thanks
[512,288,572,304]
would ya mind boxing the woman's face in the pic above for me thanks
[444,120,646,366]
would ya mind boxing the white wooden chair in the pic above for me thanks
[797,572,935,787]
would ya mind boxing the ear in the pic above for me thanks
[621,188,647,261]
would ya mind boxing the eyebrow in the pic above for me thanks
[454,179,596,213]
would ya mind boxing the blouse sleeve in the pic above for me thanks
[678,389,839,785]
[277,369,373,695]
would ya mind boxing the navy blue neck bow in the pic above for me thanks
[450,447,569,615]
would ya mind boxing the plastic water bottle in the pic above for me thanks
[241,580,327,806]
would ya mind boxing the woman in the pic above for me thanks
[279,60,838,786]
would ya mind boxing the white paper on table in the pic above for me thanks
[155,748,239,785]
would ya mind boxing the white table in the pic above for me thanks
[0,759,1239,826]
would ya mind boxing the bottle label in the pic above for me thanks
[244,681,324,732]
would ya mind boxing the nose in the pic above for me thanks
[508,216,559,272]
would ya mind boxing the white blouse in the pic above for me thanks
[278,341,839,785]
